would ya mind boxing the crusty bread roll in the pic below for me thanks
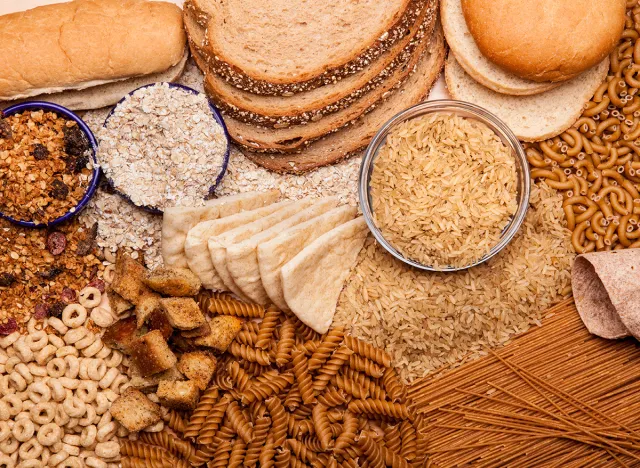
[0,0,187,101]
[461,0,625,82]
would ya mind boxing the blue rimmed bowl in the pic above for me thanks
[0,102,100,228]
[101,83,231,215]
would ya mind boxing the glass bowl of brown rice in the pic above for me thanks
[359,100,530,272]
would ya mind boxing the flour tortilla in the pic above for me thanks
[226,197,340,305]
[161,190,280,268]
[258,205,357,311]
[185,200,291,290]
[209,199,317,300]
[571,250,640,339]
[281,217,368,333]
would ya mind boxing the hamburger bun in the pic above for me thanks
[461,0,625,82]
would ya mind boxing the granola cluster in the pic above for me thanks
[0,110,94,224]
[0,218,104,332]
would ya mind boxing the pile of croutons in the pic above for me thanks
[105,253,242,432]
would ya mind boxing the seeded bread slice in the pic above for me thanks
[445,54,610,142]
[217,22,435,154]
[184,0,429,95]
[441,0,558,96]
[185,1,436,127]
[242,25,446,173]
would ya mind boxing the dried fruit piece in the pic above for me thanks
[37,267,63,280]
[46,231,67,255]
[49,302,66,318]
[0,120,11,140]
[32,144,49,161]
[63,124,89,157]
[33,304,50,320]
[60,287,76,303]
[87,278,105,293]
[0,273,16,287]
[0,319,17,335]
[50,179,69,200]
[76,222,98,256]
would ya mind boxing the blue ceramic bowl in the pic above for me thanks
[0,102,100,229]
[102,83,231,215]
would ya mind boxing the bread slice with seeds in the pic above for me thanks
[184,0,427,95]
[184,0,437,127]
[215,21,435,153]
[241,25,446,173]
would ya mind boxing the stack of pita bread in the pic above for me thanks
[161,191,368,333]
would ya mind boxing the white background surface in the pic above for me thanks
[1,0,449,98]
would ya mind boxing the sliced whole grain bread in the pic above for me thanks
[185,0,428,96]
[218,24,435,154]
[445,54,610,142]
[441,0,559,96]
[185,1,437,127]
[241,25,446,173]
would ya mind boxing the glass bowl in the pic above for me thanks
[358,100,531,272]
[102,83,231,215]
[0,101,100,228]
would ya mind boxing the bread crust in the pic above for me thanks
[0,0,186,100]
[186,0,432,95]
[241,26,446,173]
[187,1,436,127]
[461,0,625,82]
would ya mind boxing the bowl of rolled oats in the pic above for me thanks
[99,82,230,214]
[0,101,100,228]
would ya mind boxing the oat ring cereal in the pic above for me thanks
[79,287,102,309]
[62,305,87,329]
[90,307,115,328]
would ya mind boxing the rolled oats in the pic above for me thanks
[0,110,94,224]
[97,83,228,210]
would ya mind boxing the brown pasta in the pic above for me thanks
[259,433,277,468]
[348,354,385,379]
[266,396,289,446]
[357,433,386,468]
[288,438,319,463]
[335,411,359,454]
[121,457,167,468]
[206,297,265,318]
[162,409,187,434]
[211,416,237,447]
[292,344,317,405]
[255,306,280,349]
[235,329,258,346]
[229,440,248,468]
[139,430,195,461]
[381,444,410,468]
[317,389,348,407]
[240,370,295,404]
[308,327,345,371]
[227,400,255,443]
[209,440,233,468]
[275,318,296,367]
[228,360,253,392]
[241,360,271,376]
[348,399,412,421]
[312,403,333,450]
[119,440,170,461]
[382,367,407,403]
[290,455,309,468]
[229,342,271,366]
[332,374,369,399]
[284,383,303,411]
[197,393,233,444]
[400,420,417,461]
[299,435,325,452]
[244,416,271,468]
[274,448,292,468]
[313,346,354,393]
[344,336,392,368]
[384,424,402,454]
[292,316,321,341]
[185,385,219,440]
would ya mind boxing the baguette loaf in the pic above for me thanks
[0,0,186,101]
[188,0,425,95]
[217,22,434,154]
[242,26,446,173]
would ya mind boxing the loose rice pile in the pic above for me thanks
[370,113,518,269]
[335,182,574,383]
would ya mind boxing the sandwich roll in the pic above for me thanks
[0,0,186,103]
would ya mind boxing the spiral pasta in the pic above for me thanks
[185,386,219,440]
[313,346,354,393]
[357,433,386,468]
[162,409,186,434]
[292,345,317,405]
[228,361,253,392]
[274,447,291,468]
[229,440,247,468]
[226,400,254,443]
[287,438,318,463]
[205,297,265,318]
[344,336,392,368]
[244,416,271,468]
[317,389,348,407]
[348,354,385,379]
[255,307,280,350]
[382,367,406,403]
[240,371,294,404]
[399,420,417,461]
[332,374,369,399]
[229,342,271,366]
[275,319,296,367]
[266,396,288,446]
[197,393,232,444]
[307,327,344,372]
[384,424,402,454]
[348,399,412,421]
[312,404,333,450]
[209,440,232,468]
[121,456,166,468]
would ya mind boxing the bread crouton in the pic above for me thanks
[110,387,161,431]
[180,322,211,339]
[160,298,205,330]
[135,293,163,329]
[129,365,184,393]
[102,316,138,351]
[143,267,202,296]
[129,330,177,377]
[146,309,173,341]
[177,352,217,390]
[107,288,134,315]
[194,315,243,352]
[157,380,200,410]
[111,253,151,305]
